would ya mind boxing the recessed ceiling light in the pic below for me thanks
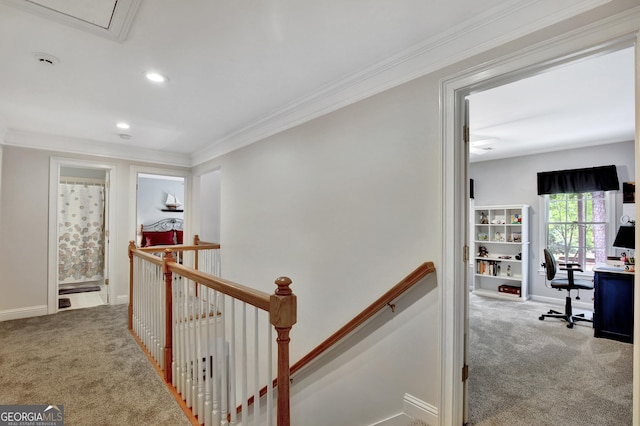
[116,122,130,130]
[145,72,167,83]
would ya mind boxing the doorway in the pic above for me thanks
[136,172,185,245]
[440,33,639,425]
[465,45,635,424]
[130,166,190,248]
[48,158,117,314]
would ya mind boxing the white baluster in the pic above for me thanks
[267,322,273,426]
[204,287,213,426]
[212,290,220,426]
[228,299,237,425]
[220,294,228,426]
[241,303,248,425]
[254,307,260,426]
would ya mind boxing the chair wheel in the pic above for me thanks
[539,316,544,320]
[567,323,574,329]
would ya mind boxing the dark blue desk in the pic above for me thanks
[593,267,635,343]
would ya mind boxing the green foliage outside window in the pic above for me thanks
[546,191,607,271]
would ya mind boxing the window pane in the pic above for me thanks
[545,191,609,273]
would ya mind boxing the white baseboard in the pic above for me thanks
[0,305,48,322]
[115,295,129,305]
[529,294,594,311]
[370,413,413,426]
[403,394,438,425]
[369,395,438,426]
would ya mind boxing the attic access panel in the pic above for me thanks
[27,0,117,28]
[2,0,140,41]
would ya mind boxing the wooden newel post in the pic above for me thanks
[128,241,136,330]
[270,277,296,426]
[163,249,175,384]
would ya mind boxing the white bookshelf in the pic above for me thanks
[473,205,530,300]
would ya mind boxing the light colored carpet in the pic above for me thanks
[0,304,191,426]
[468,292,633,426]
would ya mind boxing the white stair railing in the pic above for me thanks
[128,237,296,426]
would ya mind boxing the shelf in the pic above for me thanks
[475,223,523,226]
[474,256,521,262]
[475,241,523,244]
[474,288,527,301]
[474,204,529,301]
[474,274,522,281]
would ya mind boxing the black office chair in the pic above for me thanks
[539,248,594,328]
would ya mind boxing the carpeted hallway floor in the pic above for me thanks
[0,304,191,426]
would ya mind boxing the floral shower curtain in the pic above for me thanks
[58,182,105,283]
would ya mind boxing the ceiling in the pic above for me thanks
[0,0,630,167]
[468,46,635,163]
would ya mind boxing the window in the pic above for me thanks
[544,191,613,273]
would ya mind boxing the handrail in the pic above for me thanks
[167,260,271,311]
[242,261,436,411]
[139,242,220,253]
[290,261,435,375]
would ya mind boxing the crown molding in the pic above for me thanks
[191,0,611,165]
[2,130,191,167]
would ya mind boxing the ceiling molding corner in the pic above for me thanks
[4,129,191,167]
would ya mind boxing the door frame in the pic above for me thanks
[48,157,118,314]
[440,15,640,426]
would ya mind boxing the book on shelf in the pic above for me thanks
[476,259,501,276]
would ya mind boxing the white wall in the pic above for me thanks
[199,169,221,243]
[193,73,443,424]
[470,141,635,301]
[0,147,50,311]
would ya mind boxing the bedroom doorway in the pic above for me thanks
[136,172,185,246]
[48,158,117,314]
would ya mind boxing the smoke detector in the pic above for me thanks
[34,52,60,66]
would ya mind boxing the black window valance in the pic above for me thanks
[537,165,619,195]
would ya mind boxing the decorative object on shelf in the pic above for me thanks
[164,193,182,210]
[491,215,505,224]
[477,232,488,241]
[478,246,489,257]
[494,231,504,242]
[498,284,520,295]
[613,215,635,271]
[511,232,522,242]
[506,265,512,276]
[479,211,488,224]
